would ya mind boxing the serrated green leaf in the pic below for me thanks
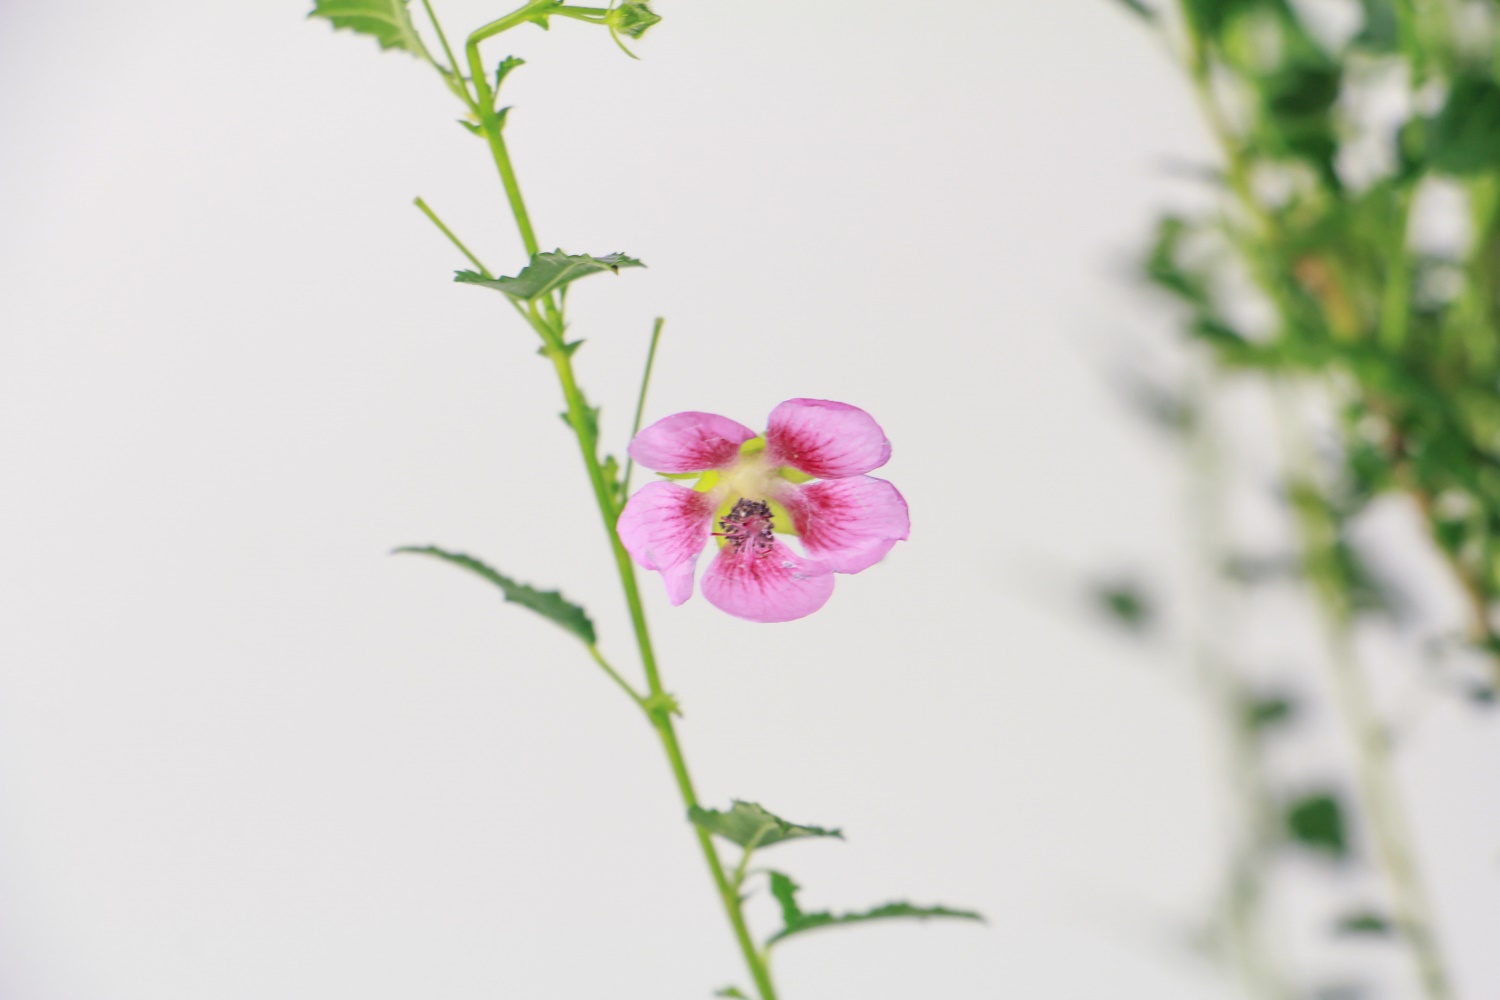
[1285,792,1349,859]
[1334,910,1392,936]
[764,871,982,947]
[689,801,843,850]
[393,546,596,645]
[455,250,644,301]
[557,403,601,441]
[494,55,525,92]
[310,0,428,57]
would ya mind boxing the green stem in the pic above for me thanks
[622,317,664,491]
[1187,371,1288,999]
[552,6,609,23]
[413,197,492,277]
[1379,188,1415,353]
[419,0,478,109]
[453,11,779,992]
[545,343,778,1000]
[1274,389,1453,1000]
[466,2,554,257]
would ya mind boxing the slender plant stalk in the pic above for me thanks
[1274,389,1452,1000]
[1162,10,1456,991]
[622,317,665,492]
[1185,371,1288,1000]
[437,7,780,995]
[413,197,492,277]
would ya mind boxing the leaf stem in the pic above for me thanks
[418,0,477,109]
[414,196,492,277]
[622,316,664,491]
[587,643,647,707]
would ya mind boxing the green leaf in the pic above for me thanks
[309,0,428,57]
[455,250,644,301]
[1284,792,1350,859]
[494,55,525,92]
[393,546,596,645]
[1426,74,1500,176]
[1092,579,1153,633]
[713,989,750,999]
[1108,0,1156,20]
[1352,0,1398,51]
[1243,692,1298,735]
[764,871,982,947]
[1334,910,1392,936]
[689,801,843,850]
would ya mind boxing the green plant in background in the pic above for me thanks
[1112,0,1500,997]
[308,2,977,997]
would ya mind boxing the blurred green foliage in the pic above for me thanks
[1141,0,1500,687]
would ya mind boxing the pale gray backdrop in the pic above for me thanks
[2,1,1497,997]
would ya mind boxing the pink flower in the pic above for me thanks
[617,399,909,622]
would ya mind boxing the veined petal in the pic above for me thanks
[765,398,892,479]
[777,476,909,574]
[617,481,716,603]
[629,411,759,474]
[701,538,834,623]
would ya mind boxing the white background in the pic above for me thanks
[2,1,1497,997]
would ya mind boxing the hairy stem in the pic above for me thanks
[545,342,779,1000]
[454,10,780,992]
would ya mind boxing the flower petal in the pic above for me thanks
[701,539,835,623]
[617,481,716,603]
[628,411,759,474]
[777,476,909,574]
[764,398,892,479]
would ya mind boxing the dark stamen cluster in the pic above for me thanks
[718,498,775,557]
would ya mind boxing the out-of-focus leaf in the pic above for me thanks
[310,0,428,57]
[1334,910,1392,936]
[764,871,982,947]
[689,801,843,850]
[1181,0,1262,39]
[1222,552,1302,585]
[1108,0,1156,21]
[1145,216,1210,306]
[1352,0,1399,51]
[1243,691,1298,734]
[1256,59,1343,182]
[393,546,596,644]
[456,250,644,301]
[1285,792,1350,859]
[713,989,749,999]
[1092,580,1154,633]
[1427,74,1500,175]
